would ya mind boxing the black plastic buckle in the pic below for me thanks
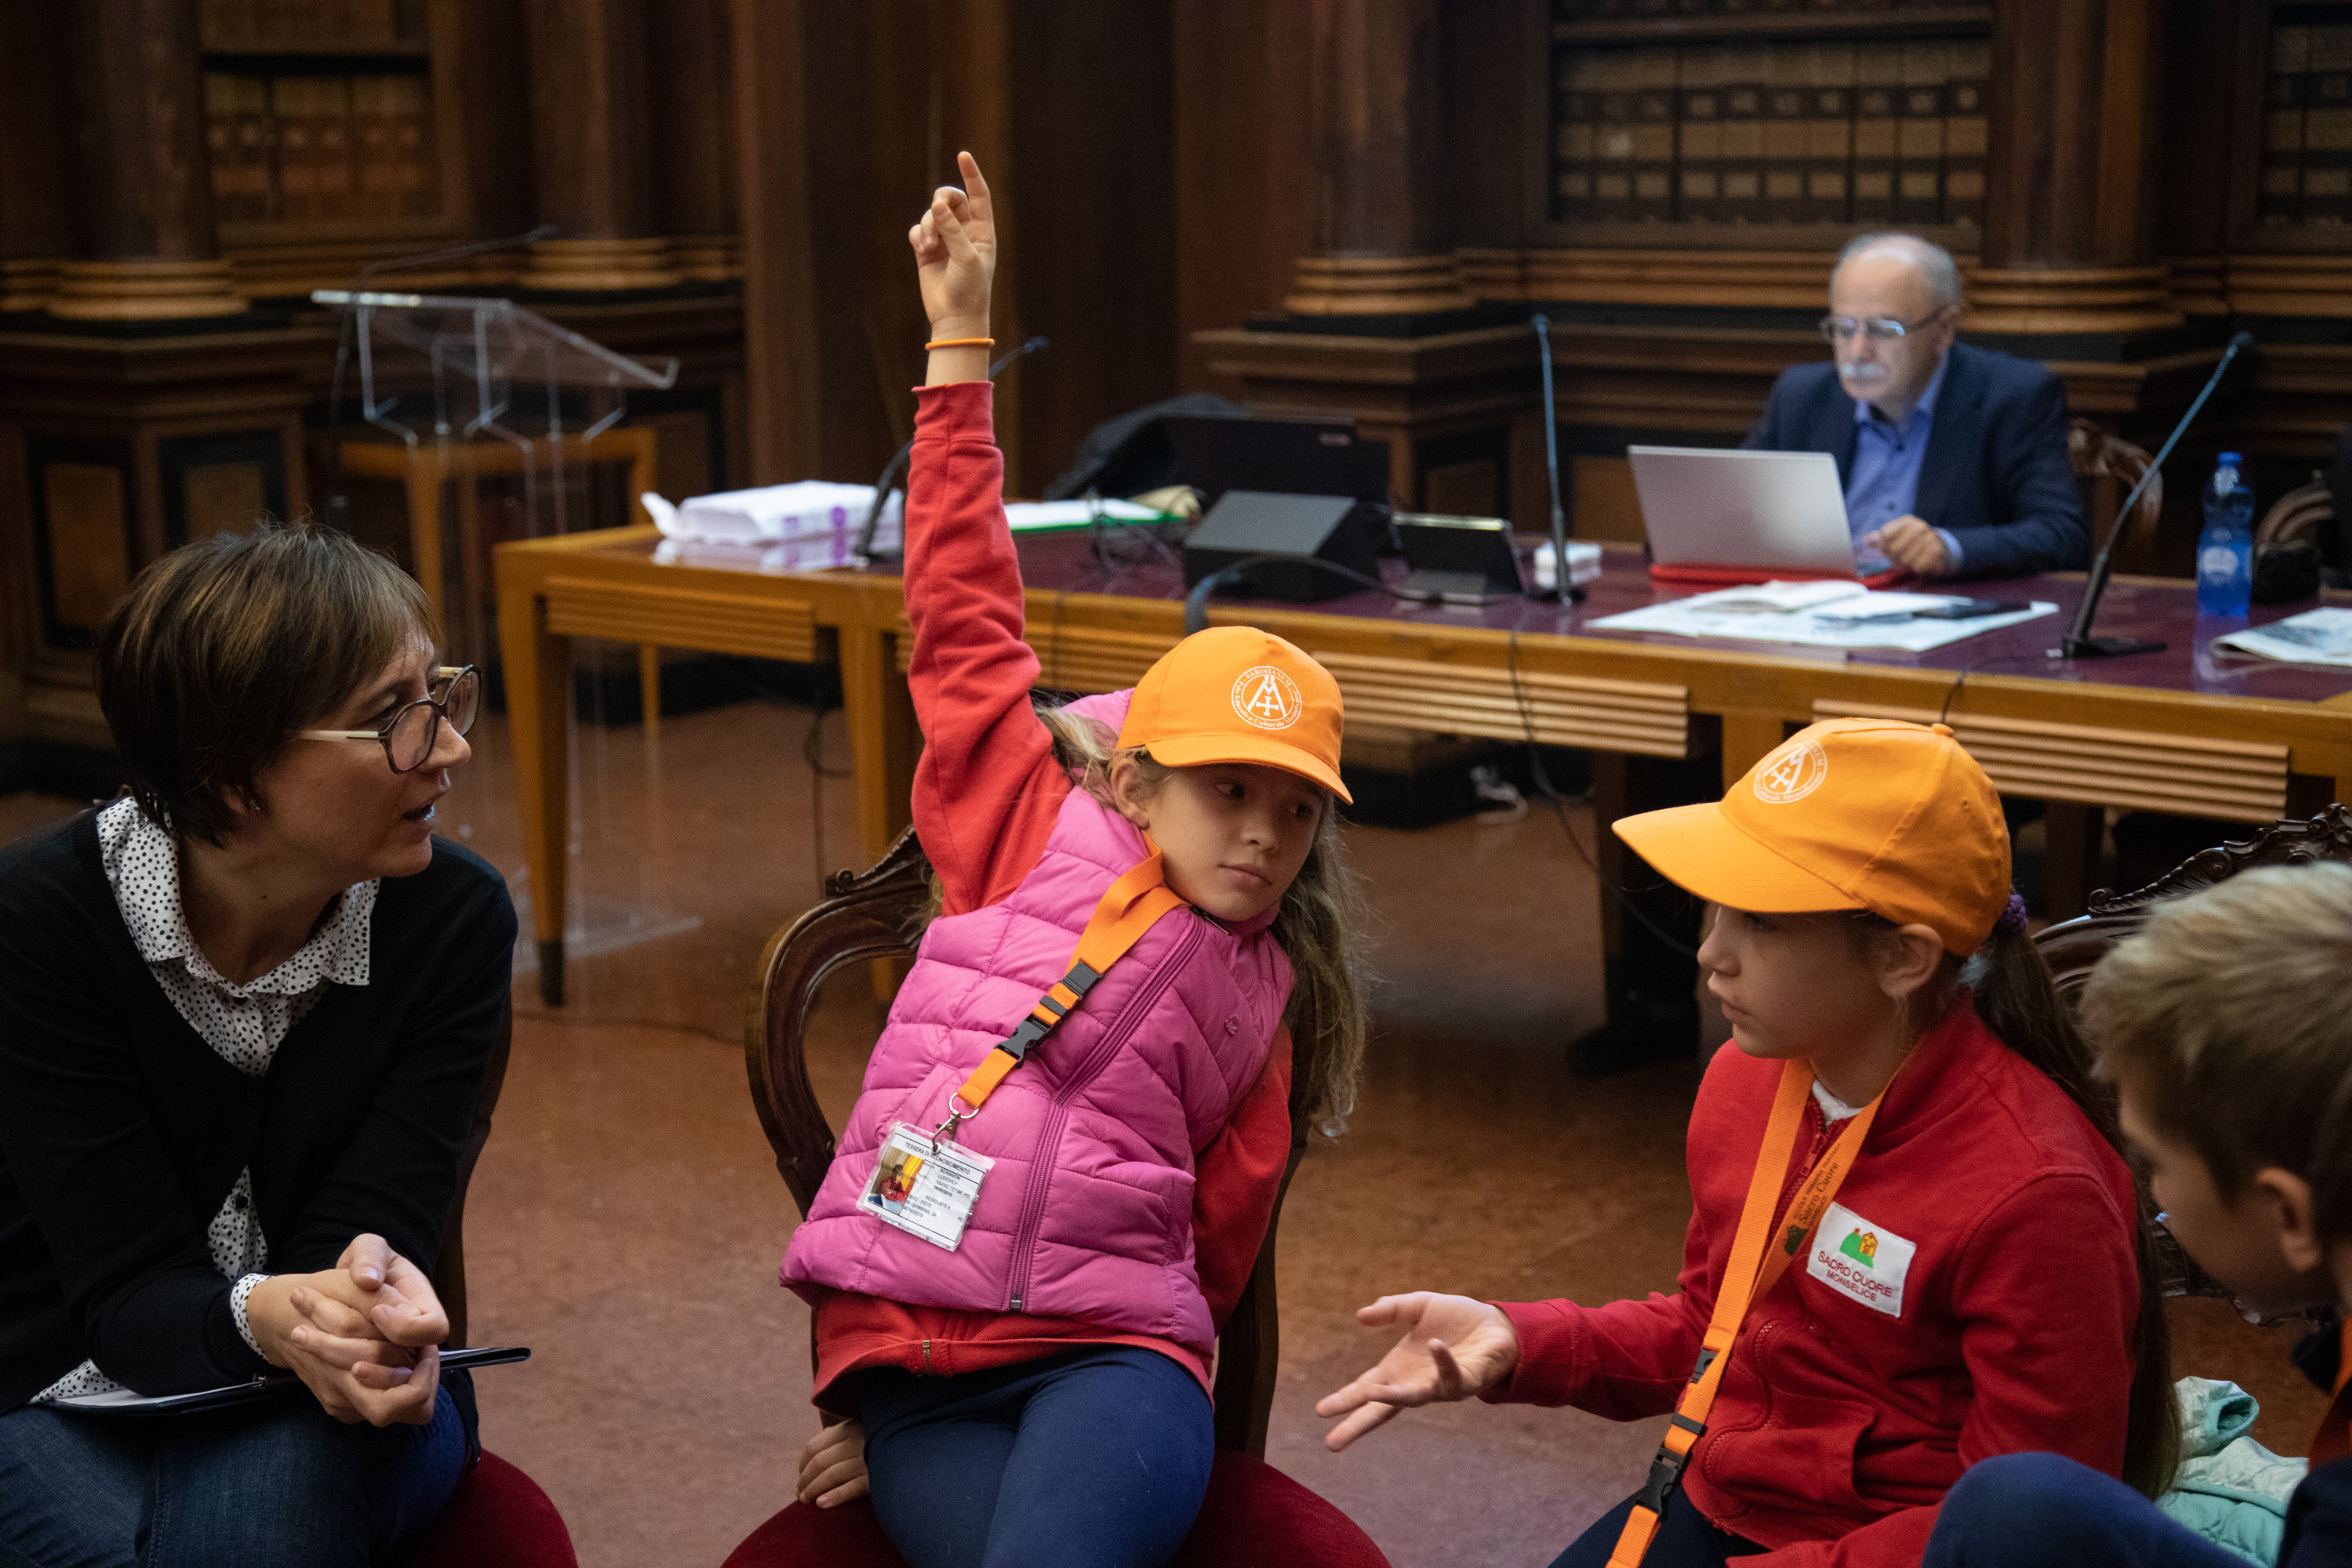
[1688,1346,1717,1385]
[1634,1415,1706,1514]
[999,1015,1051,1062]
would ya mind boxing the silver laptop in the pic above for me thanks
[1627,447,1860,577]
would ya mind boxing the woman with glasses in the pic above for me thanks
[0,521,514,1566]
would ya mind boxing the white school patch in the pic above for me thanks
[1806,1200,1917,1317]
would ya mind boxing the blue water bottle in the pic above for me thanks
[2197,452,2254,617]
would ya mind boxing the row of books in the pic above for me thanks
[204,71,439,227]
[200,0,426,52]
[1557,0,1980,16]
[1549,37,1989,229]
[2259,24,2352,229]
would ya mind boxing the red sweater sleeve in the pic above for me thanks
[1192,1025,1296,1327]
[1484,1187,1717,1421]
[903,382,1067,914]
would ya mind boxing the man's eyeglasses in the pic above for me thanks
[299,666,480,774]
[1819,307,1951,344]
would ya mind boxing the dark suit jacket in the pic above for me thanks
[1742,339,2089,579]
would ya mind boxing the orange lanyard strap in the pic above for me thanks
[944,851,1191,1125]
[1608,1058,1888,1568]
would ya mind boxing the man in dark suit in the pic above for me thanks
[1744,234,2089,580]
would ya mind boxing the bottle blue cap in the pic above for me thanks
[2220,452,2243,464]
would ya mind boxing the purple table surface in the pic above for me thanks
[628,528,2352,706]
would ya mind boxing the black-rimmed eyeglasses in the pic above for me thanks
[298,666,481,774]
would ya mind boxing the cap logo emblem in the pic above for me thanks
[1754,738,1829,804]
[1231,666,1302,731]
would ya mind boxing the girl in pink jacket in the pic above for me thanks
[777,153,1371,1568]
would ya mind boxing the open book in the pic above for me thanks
[41,1345,528,1417]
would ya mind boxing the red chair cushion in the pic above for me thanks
[399,1450,578,1568]
[720,1450,1388,1568]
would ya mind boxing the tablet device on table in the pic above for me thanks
[1627,446,1864,583]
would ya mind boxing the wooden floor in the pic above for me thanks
[0,691,2325,1568]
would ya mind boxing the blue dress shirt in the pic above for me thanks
[1844,352,1964,572]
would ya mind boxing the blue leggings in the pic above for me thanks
[0,1374,471,1568]
[1922,1452,2246,1568]
[1548,1490,1764,1568]
[853,1345,1215,1568]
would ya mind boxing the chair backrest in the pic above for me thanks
[746,825,1310,1457]
[2068,416,2163,564]
[431,994,515,1351]
[2033,804,2352,1300]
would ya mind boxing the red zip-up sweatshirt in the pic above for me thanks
[1486,998,2140,1566]
[808,381,1294,1406]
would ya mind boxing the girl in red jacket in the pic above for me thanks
[786,154,1372,1568]
[1319,717,2174,1568]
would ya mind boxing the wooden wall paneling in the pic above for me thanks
[25,437,137,654]
[1004,0,1178,495]
[730,0,823,485]
[0,0,74,311]
[1439,0,1542,249]
[521,0,677,289]
[646,0,739,270]
[157,427,286,548]
[2154,0,2259,266]
[1172,0,1315,395]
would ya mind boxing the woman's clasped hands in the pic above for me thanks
[1316,1292,1522,1451]
[245,1232,448,1427]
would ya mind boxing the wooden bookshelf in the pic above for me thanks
[199,0,467,247]
[1541,2,1991,247]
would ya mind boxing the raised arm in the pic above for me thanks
[902,154,1063,915]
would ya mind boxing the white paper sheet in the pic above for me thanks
[1590,589,2058,651]
[1003,499,1167,532]
[2211,608,2352,667]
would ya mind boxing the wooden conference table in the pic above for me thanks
[495,524,2352,1005]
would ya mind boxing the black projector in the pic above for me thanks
[1180,489,1381,602]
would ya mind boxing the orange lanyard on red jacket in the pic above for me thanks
[2311,1319,2352,1469]
[1607,1058,1889,1568]
[934,848,1190,1143]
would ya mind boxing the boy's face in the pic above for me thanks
[2116,1068,2339,1319]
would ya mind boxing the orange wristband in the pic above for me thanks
[924,336,994,350]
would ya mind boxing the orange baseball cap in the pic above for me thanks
[1612,717,2009,954]
[1117,626,1351,802]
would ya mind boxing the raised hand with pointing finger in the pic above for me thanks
[910,150,997,387]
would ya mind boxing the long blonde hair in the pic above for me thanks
[1038,702,1372,1134]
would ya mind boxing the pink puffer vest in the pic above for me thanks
[779,692,1292,1350]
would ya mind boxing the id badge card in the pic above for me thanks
[861,1122,993,1251]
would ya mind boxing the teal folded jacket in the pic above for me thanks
[2157,1377,2310,1566]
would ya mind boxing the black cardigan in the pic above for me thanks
[0,810,516,1414]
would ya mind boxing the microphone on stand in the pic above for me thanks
[2060,330,2256,659]
[855,335,1050,565]
[1530,314,1582,604]
[325,223,562,526]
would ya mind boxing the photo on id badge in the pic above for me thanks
[867,1144,924,1215]
[862,1122,994,1250]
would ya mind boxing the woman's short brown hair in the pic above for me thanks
[96,521,439,845]
[2084,862,2352,1236]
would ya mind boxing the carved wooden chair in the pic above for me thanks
[399,999,580,1568]
[724,826,1391,1568]
[2068,416,2165,566]
[2034,804,2352,1305]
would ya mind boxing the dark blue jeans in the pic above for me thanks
[1922,1452,2247,1568]
[851,1345,1215,1568]
[1548,1489,1764,1568]
[0,1374,471,1568]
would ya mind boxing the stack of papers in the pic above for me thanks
[2212,607,2352,666]
[1004,499,1170,532]
[641,482,902,555]
[1590,581,2058,652]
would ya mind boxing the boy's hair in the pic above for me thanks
[1040,703,1372,1134]
[2083,862,2352,1236]
[96,521,439,845]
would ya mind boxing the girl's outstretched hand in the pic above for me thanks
[1315,1292,1520,1452]
[909,151,996,339]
